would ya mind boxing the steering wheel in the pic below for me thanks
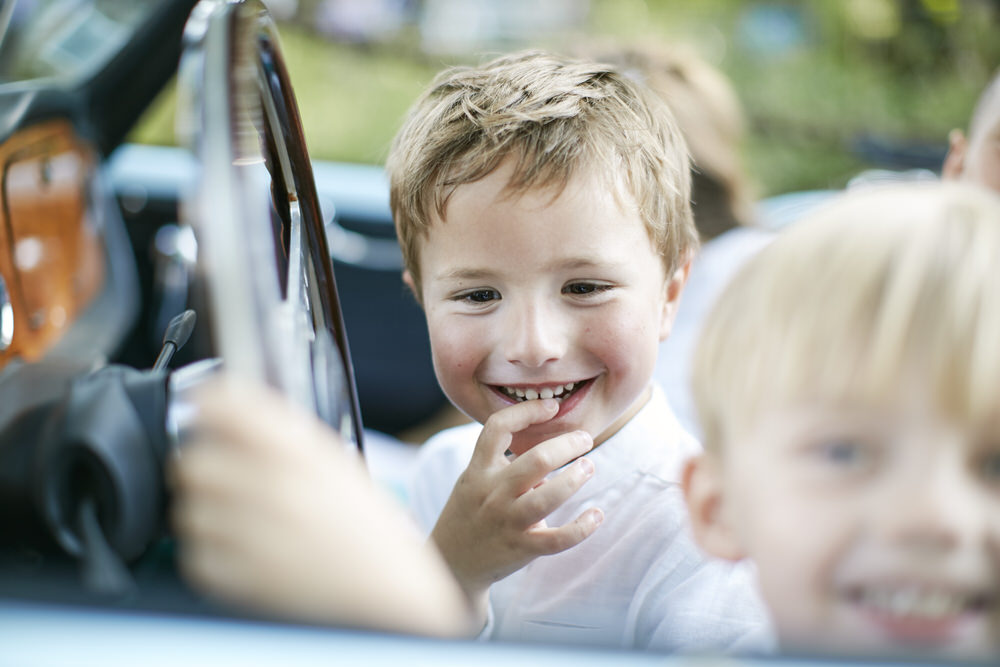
[175,0,363,450]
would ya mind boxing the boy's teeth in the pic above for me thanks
[500,382,578,402]
[856,586,977,619]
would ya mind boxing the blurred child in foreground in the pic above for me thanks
[684,181,1000,660]
[169,380,473,637]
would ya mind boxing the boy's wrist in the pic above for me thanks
[467,587,491,634]
[428,526,491,624]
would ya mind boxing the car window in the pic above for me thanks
[0,0,164,85]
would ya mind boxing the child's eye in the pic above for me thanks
[811,439,872,469]
[455,288,500,304]
[562,282,612,296]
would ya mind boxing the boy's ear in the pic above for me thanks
[659,254,693,341]
[682,454,746,562]
[941,128,967,181]
[402,270,421,304]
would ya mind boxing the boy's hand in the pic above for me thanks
[430,398,604,622]
[169,378,471,637]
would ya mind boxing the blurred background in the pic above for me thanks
[130,0,999,198]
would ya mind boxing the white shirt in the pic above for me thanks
[409,384,770,652]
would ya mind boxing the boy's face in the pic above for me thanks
[413,160,686,455]
[686,398,1000,660]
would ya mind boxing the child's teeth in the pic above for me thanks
[501,381,582,402]
[859,587,973,619]
[889,589,918,616]
[925,591,957,616]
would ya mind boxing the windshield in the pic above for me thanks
[0,0,161,85]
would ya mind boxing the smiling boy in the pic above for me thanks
[684,181,1000,660]
[389,50,766,650]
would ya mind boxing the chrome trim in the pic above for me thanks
[0,273,12,351]
[166,357,223,446]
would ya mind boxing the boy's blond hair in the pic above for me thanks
[693,182,1000,453]
[387,50,697,298]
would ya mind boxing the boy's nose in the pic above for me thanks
[502,299,566,368]
[877,453,982,553]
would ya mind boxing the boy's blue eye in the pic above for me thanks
[814,439,868,467]
[459,289,499,303]
[562,282,610,296]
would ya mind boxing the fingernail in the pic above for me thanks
[578,457,594,477]
[590,508,604,527]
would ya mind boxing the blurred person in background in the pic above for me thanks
[943,68,1000,193]
[595,43,756,242]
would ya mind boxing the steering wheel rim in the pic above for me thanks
[175,0,363,451]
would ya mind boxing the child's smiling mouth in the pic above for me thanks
[843,582,997,644]
[491,379,591,404]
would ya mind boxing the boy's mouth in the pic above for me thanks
[842,583,997,646]
[492,379,590,403]
[846,584,993,620]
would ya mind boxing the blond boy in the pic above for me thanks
[390,50,766,650]
[684,181,1000,660]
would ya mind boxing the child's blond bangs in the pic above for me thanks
[693,183,1000,453]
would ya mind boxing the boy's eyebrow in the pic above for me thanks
[435,257,617,282]
[551,257,618,271]
[434,268,497,282]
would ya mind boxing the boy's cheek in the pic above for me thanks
[427,332,488,410]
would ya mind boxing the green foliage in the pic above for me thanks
[130,0,998,196]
